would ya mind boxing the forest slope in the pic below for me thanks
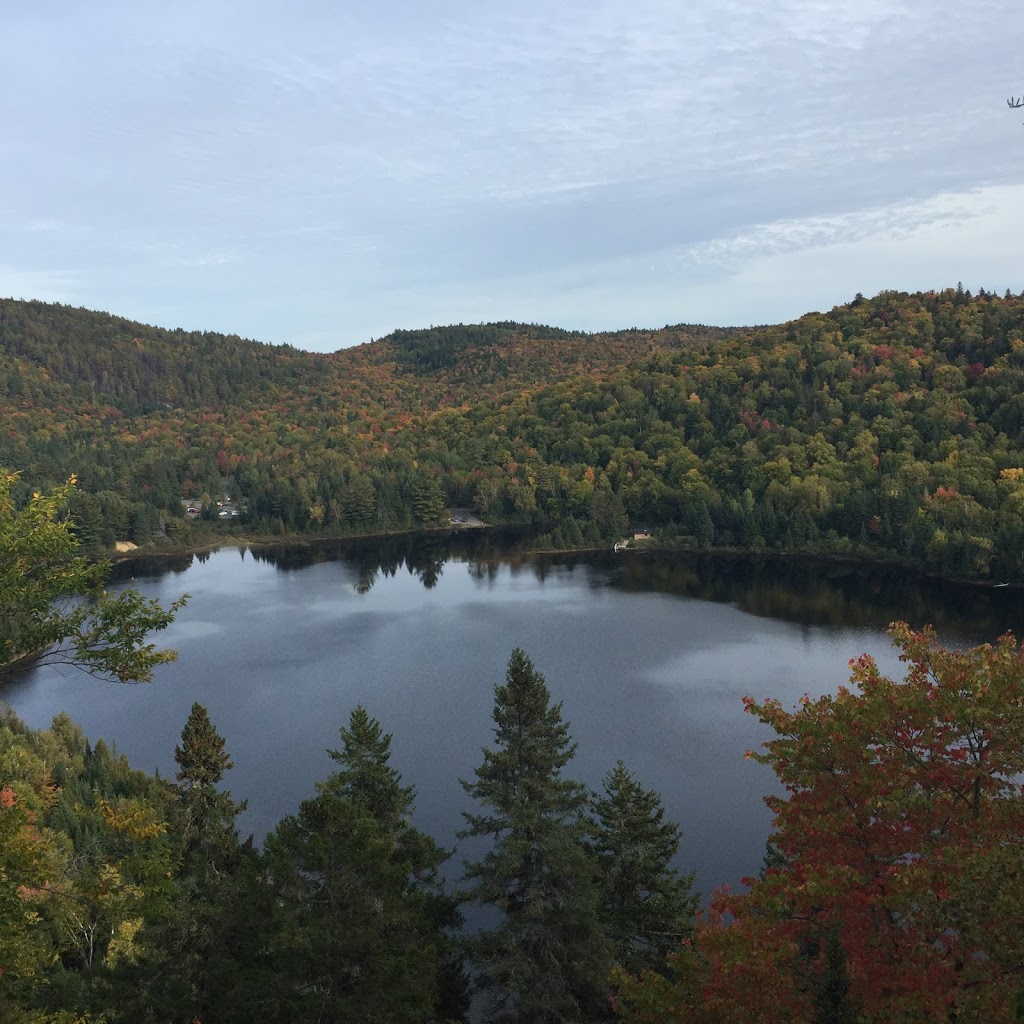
[2,288,1024,581]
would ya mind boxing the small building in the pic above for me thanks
[633,528,652,541]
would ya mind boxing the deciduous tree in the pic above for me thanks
[615,623,1024,1023]
[0,471,184,682]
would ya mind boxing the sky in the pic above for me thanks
[3,1,1024,352]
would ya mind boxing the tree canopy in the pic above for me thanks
[10,289,1024,581]
[0,471,184,681]
[614,623,1024,1023]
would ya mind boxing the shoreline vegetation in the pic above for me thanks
[6,625,1024,1022]
[6,287,1024,592]
[104,520,1021,591]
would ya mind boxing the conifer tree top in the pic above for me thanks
[461,647,585,831]
[326,704,415,824]
[175,701,232,789]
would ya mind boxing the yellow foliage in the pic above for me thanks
[104,917,144,968]
[98,798,167,841]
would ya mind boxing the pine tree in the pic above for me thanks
[411,473,447,526]
[460,648,611,1024]
[588,761,697,975]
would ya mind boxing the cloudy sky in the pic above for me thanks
[3,2,1023,351]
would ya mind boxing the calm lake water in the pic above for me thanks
[3,533,1022,898]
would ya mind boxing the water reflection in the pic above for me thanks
[114,534,1024,641]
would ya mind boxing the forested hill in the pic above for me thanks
[357,320,739,386]
[4,287,1024,582]
[0,298,329,413]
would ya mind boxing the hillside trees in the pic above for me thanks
[0,710,181,1021]
[614,623,1024,1023]
[8,291,1024,580]
[0,782,62,1023]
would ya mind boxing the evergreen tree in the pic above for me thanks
[121,702,247,1022]
[325,703,414,824]
[813,927,858,1024]
[263,706,467,1024]
[460,648,611,1024]
[411,473,447,526]
[174,701,246,874]
[588,761,697,975]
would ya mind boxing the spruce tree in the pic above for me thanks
[461,648,611,1024]
[326,703,414,824]
[263,706,467,1024]
[174,700,246,874]
[588,761,697,975]
[121,703,248,1023]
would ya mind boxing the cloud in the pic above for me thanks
[677,186,1009,272]
[1,1,1023,347]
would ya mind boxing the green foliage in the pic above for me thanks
[460,648,612,1023]
[262,706,466,1024]
[175,701,232,791]
[113,704,249,1024]
[588,761,697,975]
[0,659,699,1024]
[9,289,1024,577]
[0,783,62,1022]
[0,471,184,682]
[109,704,252,1024]
[325,704,415,824]
[173,701,246,875]
[0,709,179,1022]
[411,472,447,527]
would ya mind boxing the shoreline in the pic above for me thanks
[104,526,1021,592]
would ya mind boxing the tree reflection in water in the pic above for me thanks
[111,532,1022,640]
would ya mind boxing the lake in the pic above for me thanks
[3,532,1021,898]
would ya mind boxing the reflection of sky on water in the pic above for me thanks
[1,543,1010,900]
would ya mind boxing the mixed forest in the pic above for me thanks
[6,287,1024,1022]
[2,654,699,1024]
[4,286,1024,581]
[5,625,1024,1023]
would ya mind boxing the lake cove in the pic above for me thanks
[3,535,1019,898]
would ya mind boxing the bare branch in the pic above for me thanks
[1008,96,1024,109]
